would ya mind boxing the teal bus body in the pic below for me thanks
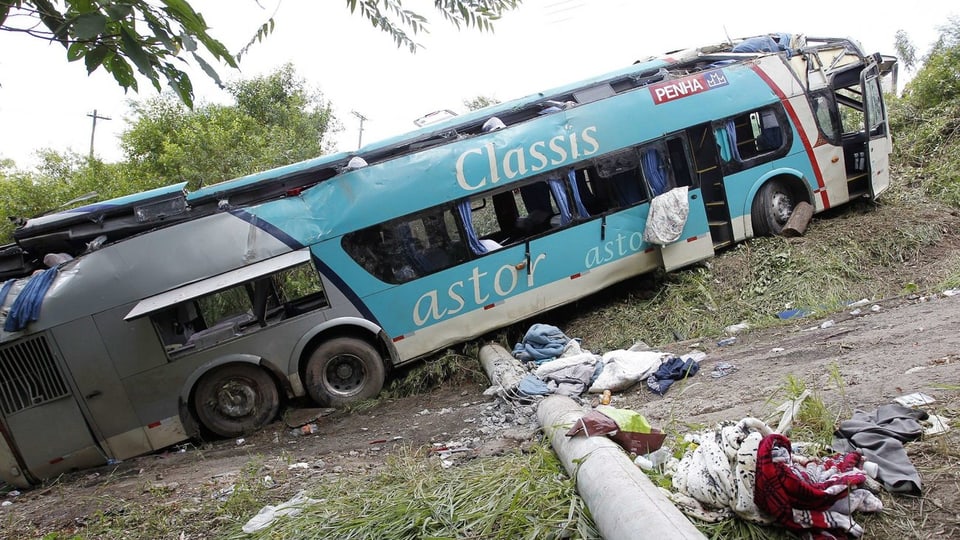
[0,33,894,486]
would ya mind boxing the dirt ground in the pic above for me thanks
[3,291,960,538]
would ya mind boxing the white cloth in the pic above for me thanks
[242,491,319,533]
[666,417,775,524]
[588,350,670,393]
[643,186,689,245]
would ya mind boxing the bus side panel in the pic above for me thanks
[51,319,153,460]
[355,212,659,360]
[0,425,30,488]
[660,186,713,272]
[3,397,105,481]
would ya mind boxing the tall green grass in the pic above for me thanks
[230,445,598,540]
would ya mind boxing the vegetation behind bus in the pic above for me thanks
[0,64,336,244]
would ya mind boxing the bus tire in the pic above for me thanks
[192,364,280,438]
[751,180,795,236]
[304,337,386,407]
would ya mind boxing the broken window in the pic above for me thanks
[343,209,468,284]
[150,261,327,355]
[714,105,790,169]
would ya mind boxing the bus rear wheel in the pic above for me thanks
[193,364,280,438]
[752,180,795,236]
[304,337,386,407]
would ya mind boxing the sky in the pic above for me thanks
[0,0,957,169]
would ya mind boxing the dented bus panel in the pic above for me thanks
[0,33,894,485]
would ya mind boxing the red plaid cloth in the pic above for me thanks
[754,434,867,539]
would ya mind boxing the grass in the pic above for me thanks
[227,445,598,540]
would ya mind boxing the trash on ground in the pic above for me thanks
[924,414,950,436]
[723,322,751,334]
[566,405,666,455]
[717,337,737,346]
[291,423,319,436]
[894,392,936,407]
[242,491,320,534]
[710,362,738,378]
[777,308,810,319]
[820,319,835,329]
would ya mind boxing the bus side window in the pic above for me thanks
[343,210,467,284]
[665,137,696,189]
[715,106,788,165]
[592,148,648,209]
[151,261,328,355]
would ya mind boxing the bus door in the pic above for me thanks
[861,61,891,198]
[0,333,106,483]
[651,135,714,272]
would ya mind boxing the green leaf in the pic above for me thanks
[190,51,222,87]
[160,0,205,31]
[84,46,111,74]
[105,4,134,20]
[118,24,156,78]
[72,12,107,40]
[67,42,86,62]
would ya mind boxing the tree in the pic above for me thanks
[903,16,960,110]
[121,64,338,190]
[344,0,520,53]
[0,0,234,107]
[1,1,523,106]
[0,150,124,243]
[894,30,917,73]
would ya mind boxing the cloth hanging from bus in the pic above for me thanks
[4,267,59,332]
[643,186,689,245]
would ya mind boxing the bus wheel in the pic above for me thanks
[304,337,386,407]
[193,364,280,438]
[752,180,795,236]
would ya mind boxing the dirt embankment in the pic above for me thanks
[3,292,959,538]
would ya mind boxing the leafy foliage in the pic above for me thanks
[0,151,126,242]
[0,0,235,107]
[120,63,339,190]
[345,0,520,51]
[463,94,501,111]
[1,1,523,106]
[890,17,960,206]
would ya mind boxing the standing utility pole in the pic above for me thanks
[87,109,111,158]
[351,110,369,149]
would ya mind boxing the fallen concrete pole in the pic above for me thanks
[782,200,813,237]
[478,342,527,391]
[538,395,706,540]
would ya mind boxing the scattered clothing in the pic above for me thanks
[754,433,880,539]
[646,355,699,395]
[831,404,927,494]
[516,374,551,396]
[667,417,774,524]
[512,323,570,364]
[589,349,670,392]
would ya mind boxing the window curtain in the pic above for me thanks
[566,169,590,219]
[547,178,573,226]
[456,200,489,255]
[642,148,669,197]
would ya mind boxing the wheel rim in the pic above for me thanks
[324,353,366,396]
[212,379,259,418]
[769,190,794,225]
